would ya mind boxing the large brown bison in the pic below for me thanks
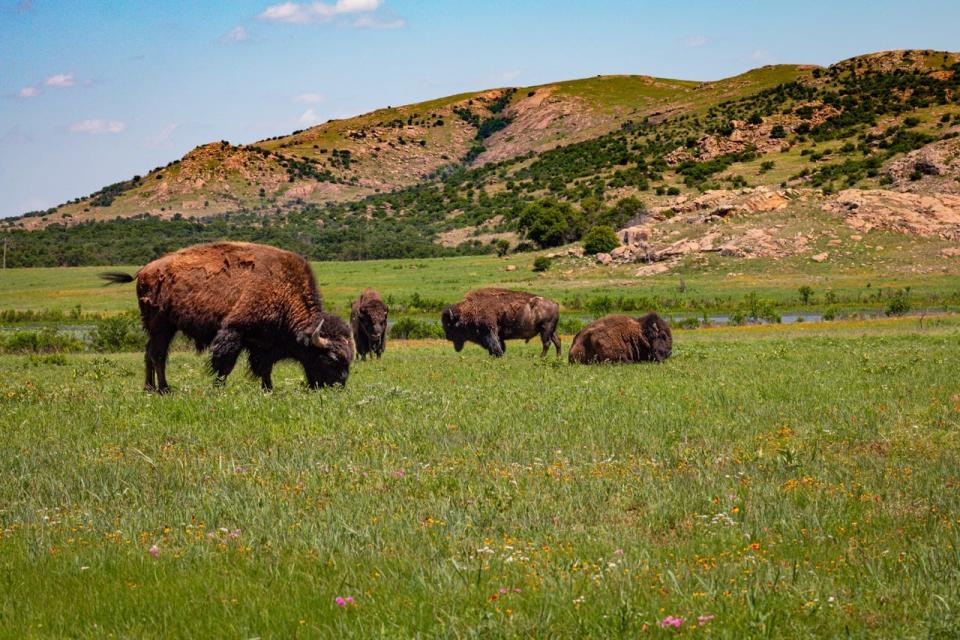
[440,288,561,357]
[350,288,388,360]
[568,313,672,364]
[101,241,353,392]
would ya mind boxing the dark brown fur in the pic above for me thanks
[102,241,353,392]
[350,288,388,360]
[440,288,561,357]
[568,313,672,364]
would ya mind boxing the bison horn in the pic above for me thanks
[311,319,330,348]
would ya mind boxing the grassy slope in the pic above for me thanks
[1,318,958,636]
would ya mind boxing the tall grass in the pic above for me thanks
[1,319,958,636]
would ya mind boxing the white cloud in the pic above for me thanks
[295,92,326,104]
[146,123,178,147]
[17,86,39,98]
[258,0,384,24]
[683,35,709,48]
[299,108,322,125]
[219,26,250,43]
[44,73,75,87]
[69,119,126,135]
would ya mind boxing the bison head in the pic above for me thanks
[640,313,673,362]
[304,313,354,387]
[441,304,465,351]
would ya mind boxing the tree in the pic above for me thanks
[582,225,619,255]
[798,285,814,305]
[516,198,584,248]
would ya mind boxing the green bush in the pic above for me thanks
[532,256,552,272]
[91,315,145,352]
[517,198,585,248]
[0,328,84,354]
[388,317,444,340]
[885,289,912,316]
[581,225,619,255]
[557,317,586,335]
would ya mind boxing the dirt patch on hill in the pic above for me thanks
[823,189,960,239]
[475,87,602,165]
[884,134,960,194]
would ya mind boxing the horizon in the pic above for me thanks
[2,0,959,218]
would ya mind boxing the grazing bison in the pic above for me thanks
[568,313,672,364]
[350,288,388,360]
[101,241,353,392]
[440,288,561,357]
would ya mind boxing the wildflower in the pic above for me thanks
[697,614,715,625]
[750,542,761,551]
[659,615,684,628]
[391,469,405,478]
[499,587,508,594]
[335,596,354,607]
[148,544,159,558]
[614,548,624,556]
[228,529,241,539]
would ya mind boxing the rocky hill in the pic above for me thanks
[3,49,960,269]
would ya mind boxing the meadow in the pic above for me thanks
[1,313,959,637]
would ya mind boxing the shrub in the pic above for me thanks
[532,256,552,272]
[823,307,838,321]
[798,285,814,305]
[388,317,444,340]
[0,328,84,353]
[91,315,145,352]
[885,289,912,316]
[517,199,585,248]
[581,225,619,255]
[557,317,586,335]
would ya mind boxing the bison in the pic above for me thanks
[101,241,353,392]
[440,288,561,357]
[350,288,388,360]
[568,313,672,364]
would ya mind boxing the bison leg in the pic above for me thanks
[551,333,562,357]
[482,331,504,357]
[248,350,277,391]
[210,328,243,386]
[355,332,369,361]
[145,321,175,393]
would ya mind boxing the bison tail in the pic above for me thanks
[100,272,135,285]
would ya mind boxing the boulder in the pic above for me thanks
[595,253,613,266]
[811,252,829,263]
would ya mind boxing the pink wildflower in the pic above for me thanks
[392,469,405,478]
[499,587,508,594]
[228,529,241,539]
[659,615,684,628]
[148,544,159,558]
[335,596,354,607]
[698,614,715,625]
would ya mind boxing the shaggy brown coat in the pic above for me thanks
[102,241,353,392]
[568,313,672,364]
[350,288,388,360]
[440,288,561,357]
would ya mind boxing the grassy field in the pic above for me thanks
[1,315,959,637]
[1,244,958,322]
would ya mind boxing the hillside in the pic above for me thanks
[3,49,960,270]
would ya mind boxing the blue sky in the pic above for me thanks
[1,0,958,217]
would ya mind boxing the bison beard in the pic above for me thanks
[568,313,672,364]
[350,288,388,360]
[441,288,561,357]
[102,242,353,392]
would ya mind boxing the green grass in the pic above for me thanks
[1,317,959,637]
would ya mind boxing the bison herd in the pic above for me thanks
[103,241,672,392]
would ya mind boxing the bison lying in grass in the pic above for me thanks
[102,241,353,392]
[569,313,672,364]
[441,288,561,357]
[350,288,388,360]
